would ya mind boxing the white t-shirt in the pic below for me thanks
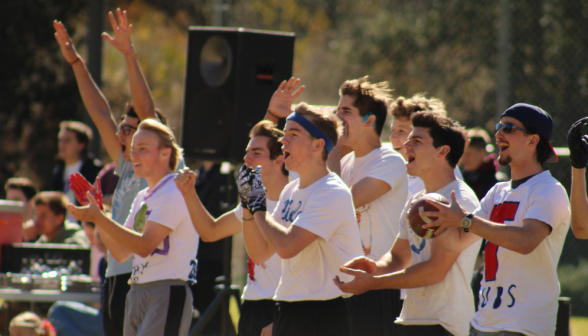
[407,166,464,200]
[397,179,481,336]
[235,199,282,300]
[123,174,199,284]
[340,148,408,260]
[272,172,363,301]
[471,171,570,336]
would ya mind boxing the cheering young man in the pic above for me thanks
[326,77,408,335]
[335,112,480,336]
[174,121,289,336]
[240,103,363,336]
[68,120,198,335]
[53,11,184,335]
[421,104,570,336]
[388,94,464,198]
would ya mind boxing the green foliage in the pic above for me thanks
[559,258,588,316]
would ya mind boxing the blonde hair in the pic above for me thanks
[10,312,44,335]
[137,119,183,171]
[389,93,447,120]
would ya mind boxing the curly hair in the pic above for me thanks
[339,76,392,136]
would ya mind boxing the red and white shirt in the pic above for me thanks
[471,171,570,336]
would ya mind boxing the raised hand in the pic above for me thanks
[53,20,82,64]
[67,191,105,223]
[174,168,198,195]
[267,77,305,118]
[237,165,266,213]
[69,173,104,209]
[101,8,133,53]
[69,173,94,205]
[567,117,588,169]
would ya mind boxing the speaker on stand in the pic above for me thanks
[182,27,295,336]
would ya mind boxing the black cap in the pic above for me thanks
[501,103,558,163]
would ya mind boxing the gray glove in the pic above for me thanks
[237,165,266,214]
[567,117,588,169]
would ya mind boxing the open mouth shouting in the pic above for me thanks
[497,142,510,154]
[283,149,291,160]
[406,154,416,164]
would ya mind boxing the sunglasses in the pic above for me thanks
[117,124,138,136]
[495,122,530,134]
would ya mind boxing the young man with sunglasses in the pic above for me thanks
[420,104,570,336]
[54,11,183,335]
[241,103,364,336]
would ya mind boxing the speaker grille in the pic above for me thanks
[200,36,232,87]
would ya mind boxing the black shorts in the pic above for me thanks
[238,299,275,336]
[397,324,453,336]
[101,272,132,336]
[272,297,349,336]
[346,288,402,335]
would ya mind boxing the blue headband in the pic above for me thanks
[286,112,334,154]
[363,112,376,127]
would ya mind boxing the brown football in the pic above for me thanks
[408,193,449,239]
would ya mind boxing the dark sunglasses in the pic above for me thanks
[495,122,530,134]
[117,124,138,136]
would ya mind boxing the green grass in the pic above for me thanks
[572,316,588,336]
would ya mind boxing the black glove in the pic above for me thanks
[246,166,267,214]
[567,117,588,169]
[237,164,252,209]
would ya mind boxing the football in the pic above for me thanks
[408,193,450,239]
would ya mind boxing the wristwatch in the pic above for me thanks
[461,213,474,232]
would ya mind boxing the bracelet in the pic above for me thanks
[122,45,135,54]
[69,57,83,65]
[243,217,254,221]
[266,109,280,119]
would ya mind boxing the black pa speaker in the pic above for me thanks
[181,27,295,161]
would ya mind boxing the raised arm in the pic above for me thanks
[567,117,588,239]
[264,77,305,123]
[174,169,242,242]
[102,9,156,121]
[242,208,277,263]
[53,21,120,163]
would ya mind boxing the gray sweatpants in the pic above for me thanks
[124,280,193,336]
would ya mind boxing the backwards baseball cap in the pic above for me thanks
[501,103,558,163]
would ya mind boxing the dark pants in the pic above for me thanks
[397,324,453,336]
[238,299,275,336]
[101,273,132,336]
[272,298,350,336]
[347,288,402,336]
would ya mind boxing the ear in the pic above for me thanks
[57,213,65,225]
[313,138,325,154]
[438,144,451,158]
[528,134,540,146]
[365,115,376,128]
[162,147,171,157]
[274,154,284,167]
